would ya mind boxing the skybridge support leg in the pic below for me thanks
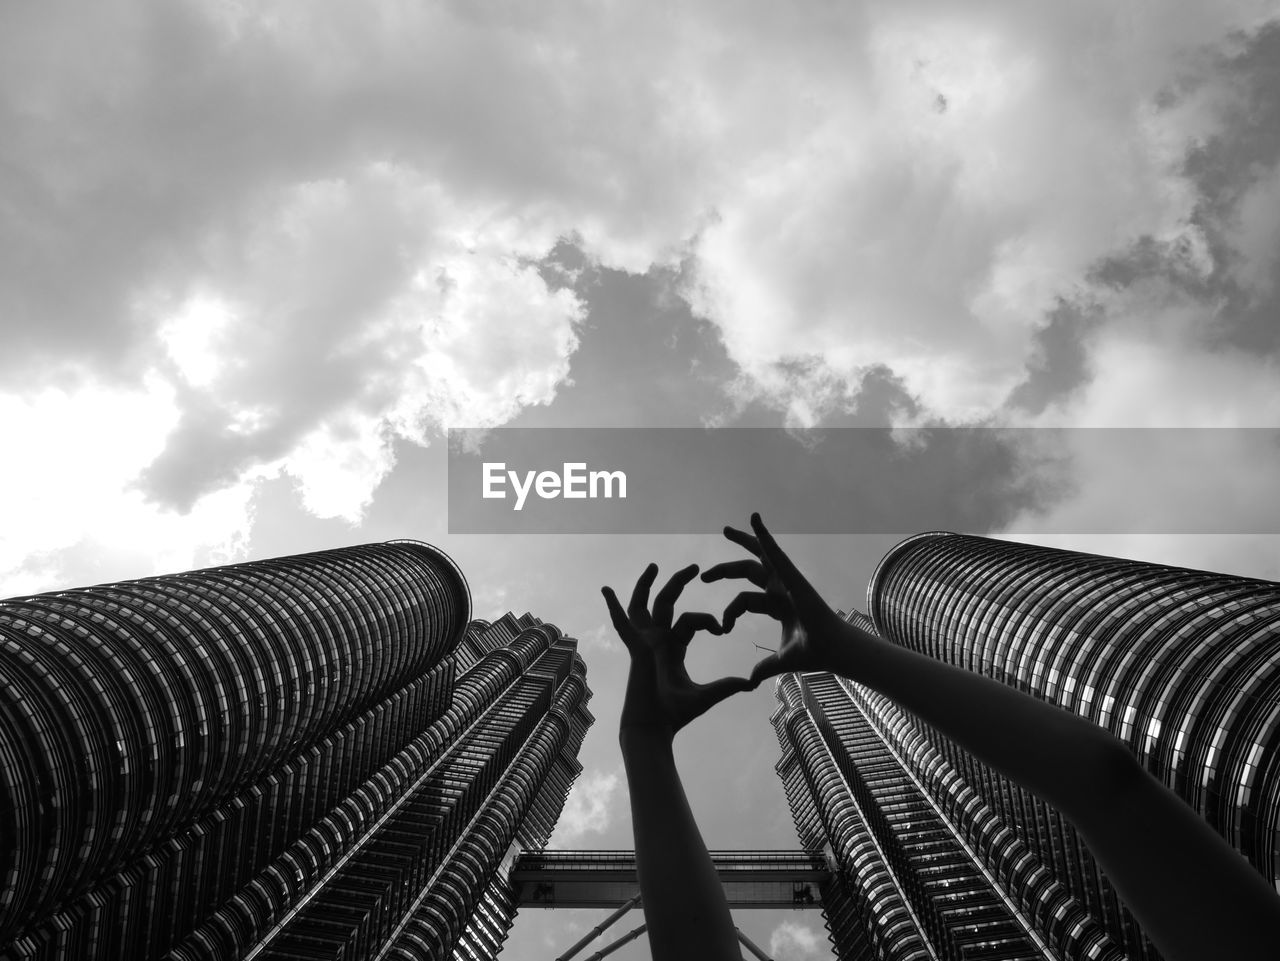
[554,895,643,961]
[736,927,776,961]
[581,923,648,961]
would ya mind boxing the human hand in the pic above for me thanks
[701,512,850,685]
[603,562,753,740]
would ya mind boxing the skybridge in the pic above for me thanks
[512,851,833,961]
[511,850,831,909]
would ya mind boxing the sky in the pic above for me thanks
[3,1,1280,958]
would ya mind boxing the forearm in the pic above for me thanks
[823,622,1280,960]
[620,728,743,961]
[825,623,1121,821]
[1086,765,1280,960]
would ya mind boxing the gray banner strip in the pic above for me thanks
[446,427,1280,534]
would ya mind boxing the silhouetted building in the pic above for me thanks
[0,545,591,961]
[775,533,1280,960]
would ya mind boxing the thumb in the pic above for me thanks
[694,674,754,713]
[749,652,787,687]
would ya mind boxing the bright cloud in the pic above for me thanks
[157,293,239,389]
[548,768,621,846]
[770,919,825,959]
[0,378,256,596]
[685,2,1279,424]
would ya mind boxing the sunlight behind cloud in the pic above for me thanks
[0,379,175,568]
[157,293,239,389]
[129,165,585,524]
[283,414,396,522]
[0,377,255,595]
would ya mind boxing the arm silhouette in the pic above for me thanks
[602,563,751,961]
[703,513,1280,961]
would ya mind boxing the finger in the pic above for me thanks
[721,590,786,632]
[749,652,788,686]
[722,525,763,559]
[694,674,755,713]
[672,610,722,642]
[750,513,821,605]
[628,562,660,618]
[652,563,700,628]
[701,558,768,588]
[601,586,634,651]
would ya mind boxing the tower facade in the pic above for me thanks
[774,666,1069,961]
[775,533,1280,961]
[0,545,591,961]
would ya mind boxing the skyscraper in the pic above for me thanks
[0,544,591,961]
[774,666,1070,961]
[775,533,1280,960]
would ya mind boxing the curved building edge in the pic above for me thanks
[866,531,951,635]
[384,538,472,643]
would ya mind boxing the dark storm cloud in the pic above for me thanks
[1184,20,1280,355]
[1079,20,1280,355]
[524,239,924,432]
[1004,299,1102,416]
[519,242,743,428]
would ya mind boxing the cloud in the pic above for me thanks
[984,19,1280,575]
[134,167,586,514]
[3,1,1279,590]
[3,158,584,585]
[769,920,825,960]
[576,623,623,653]
[0,0,715,384]
[1003,299,1102,416]
[990,17,1280,557]
[14,2,1266,393]
[1231,162,1280,296]
[0,377,256,596]
[994,323,1280,574]
[548,768,622,846]
[681,2,1279,424]
[992,265,1280,571]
